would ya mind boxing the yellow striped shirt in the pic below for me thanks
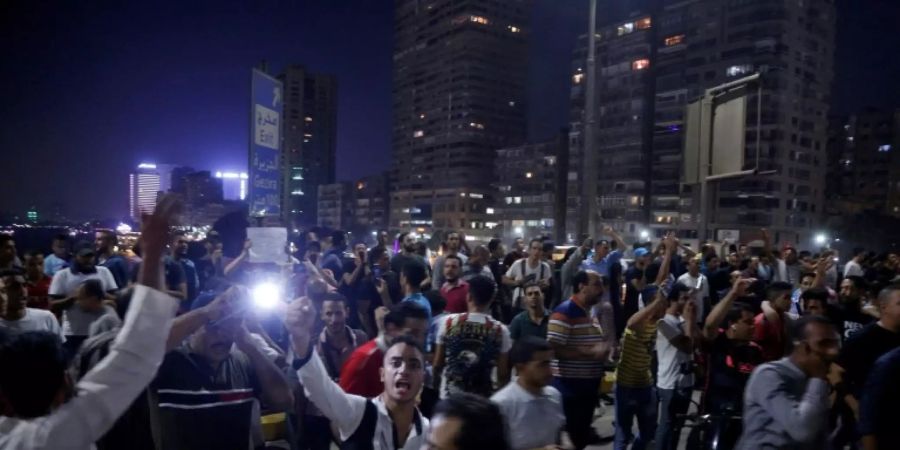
[615,322,657,388]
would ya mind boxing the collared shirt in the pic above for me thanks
[580,249,623,278]
[509,310,549,340]
[440,279,469,314]
[317,325,368,381]
[402,292,432,319]
[736,358,829,450]
[43,253,68,277]
[0,285,178,450]
[491,381,565,450]
[548,298,605,385]
[49,266,118,297]
[296,348,429,450]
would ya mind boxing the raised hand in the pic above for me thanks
[284,297,317,358]
[733,277,755,297]
[138,194,182,290]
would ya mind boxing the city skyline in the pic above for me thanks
[1,0,898,222]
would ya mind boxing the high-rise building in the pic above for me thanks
[215,171,249,201]
[494,133,569,241]
[826,108,900,217]
[389,0,531,238]
[570,0,835,245]
[129,163,162,222]
[277,65,338,229]
[350,173,391,232]
[317,182,353,230]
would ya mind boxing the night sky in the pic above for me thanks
[1,0,897,221]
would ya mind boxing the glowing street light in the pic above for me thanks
[639,230,650,240]
[814,233,828,245]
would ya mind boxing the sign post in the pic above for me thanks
[249,69,283,220]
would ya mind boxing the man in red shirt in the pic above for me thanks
[439,255,469,314]
[23,251,52,309]
[753,281,794,362]
[339,302,430,397]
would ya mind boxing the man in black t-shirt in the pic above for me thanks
[831,276,875,343]
[834,285,900,449]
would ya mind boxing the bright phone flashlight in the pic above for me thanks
[252,282,281,309]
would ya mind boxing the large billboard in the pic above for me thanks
[248,69,282,217]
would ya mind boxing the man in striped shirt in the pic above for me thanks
[613,233,678,450]
[547,269,611,450]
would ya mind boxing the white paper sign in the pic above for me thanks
[247,227,288,263]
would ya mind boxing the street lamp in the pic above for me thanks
[639,230,650,240]
[814,233,828,246]
[514,226,523,236]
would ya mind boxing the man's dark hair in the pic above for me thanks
[852,247,865,258]
[488,238,502,253]
[0,234,14,247]
[541,241,555,255]
[369,246,388,262]
[53,234,69,243]
[95,229,118,245]
[844,275,867,291]
[528,238,542,248]
[401,261,428,290]
[667,282,691,301]
[330,230,347,249]
[766,281,794,301]
[789,314,835,348]
[703,253,718,265]
[522,280,541,292]
[321,291,347,305]
[509,336,552,366]
[423,290,446,316]
[433,392,511,450]
[444,254,463,267]
[571,270,593,294]
[722,302,755,328]
[0,331,67,418]
[877,284,900,306]
[383,302,429,330]
[801,287,829,303]
[385,334,425,359]
[446,230,459,239]
[799,272,815,282]
[80,279,105,300]
[467,275,496,307]
[398,231,412,243]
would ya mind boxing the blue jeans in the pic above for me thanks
[614,385,658,450]
[655,387,692,450]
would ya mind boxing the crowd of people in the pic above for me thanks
[1,198,900,450]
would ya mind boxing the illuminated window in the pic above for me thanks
[486,208,495,215]
[469,122,485,130]
[525,172,533,178]
[617,22,634,36]
[419,113,426,119]
[514,197,522,204]
[469,193,484,199]
[413,130,424,138]
[635,17,651,29]
[879,144,892,152]
[508,25,520,33]
[632,59,650,70]
[304,116,312,122]
[726,64,753,77]
[664,34,684,46]
[303,133,312,138]
[470,15,489,25]
[572,72,584,84]
[357,182,365,190]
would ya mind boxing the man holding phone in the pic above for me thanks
[503,239,553,311]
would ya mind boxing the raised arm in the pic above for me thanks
[626,289,666,330]
[17,196,181,448]
[603,225,627,255]
[702,277,753,341]
[285,297,368,439]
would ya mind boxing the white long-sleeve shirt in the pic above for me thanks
[296,347,429,450]
[0,285,179,450]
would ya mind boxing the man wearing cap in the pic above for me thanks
[48,242,118,301]
[676,255,710,325]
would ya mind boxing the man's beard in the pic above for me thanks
[404,245,416,253]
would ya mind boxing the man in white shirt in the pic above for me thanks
[492,336,565,450]
[503,239,552,309]
[0,270,64,341]
[676,255,709,324]
[655,283,698,450]
[843,247,865,278]
[48,244,118,300]
[0,195,181,450]
[285,297,430,449]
